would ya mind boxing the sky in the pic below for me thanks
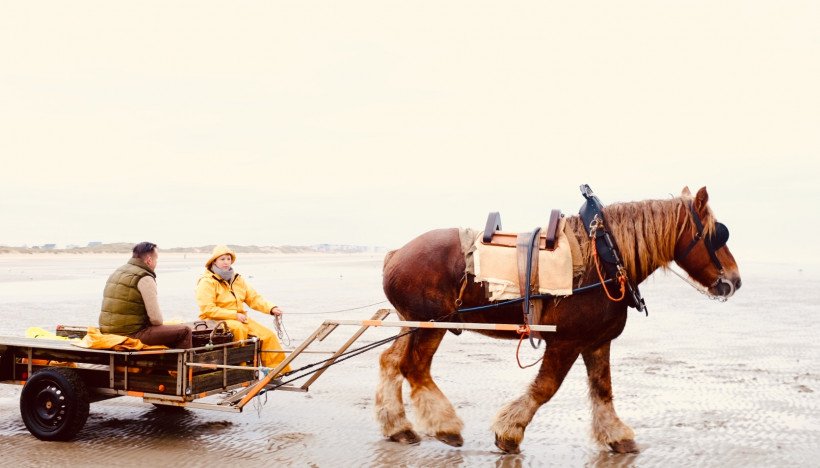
[1,1,818,265]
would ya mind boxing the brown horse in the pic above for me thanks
[375,186,741,454]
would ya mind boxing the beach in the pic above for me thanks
[1,253,818,467]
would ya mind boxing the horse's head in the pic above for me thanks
[674,186,741,299]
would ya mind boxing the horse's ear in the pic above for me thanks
[695,186,709,211]
[681,186,692,197]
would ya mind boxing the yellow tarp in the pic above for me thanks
[73,327,168,351]
[26,327,74,341]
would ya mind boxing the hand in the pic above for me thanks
[270,306,283,317]
[236,312,248,324]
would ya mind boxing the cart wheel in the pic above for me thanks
[20,367,90,441]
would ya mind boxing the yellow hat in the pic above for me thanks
[206,245,236,268]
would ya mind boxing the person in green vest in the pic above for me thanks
[98,242,192,348]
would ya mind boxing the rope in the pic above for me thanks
[454,279,614,314]
[261,328,418,391]
[284,300,389,315]
[264,278,632,392]
[589,218,627,302]
[515,325,544,369]
[272,314,292,347]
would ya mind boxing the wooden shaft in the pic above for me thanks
[299,308,392,390]
[328,319,556,333]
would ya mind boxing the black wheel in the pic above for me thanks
[20,367,90,441]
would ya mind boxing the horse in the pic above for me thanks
[375,186,741,454]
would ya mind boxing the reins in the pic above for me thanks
[452,279,614,314]
[667,266,730,302]
[453,275,618,370]
[261,327,419,392]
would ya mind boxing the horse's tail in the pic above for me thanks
[382,249,407,320]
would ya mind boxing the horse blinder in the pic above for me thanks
[678,203,731,282]
[707,222,730,251]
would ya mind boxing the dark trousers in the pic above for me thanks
[130,324,192,349]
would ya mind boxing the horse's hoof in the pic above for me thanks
[609,439,639,453]
[435,432,464,447]
[494,435,521,454]
[389,429,421,445]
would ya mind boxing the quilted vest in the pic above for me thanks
[98,258,156,335]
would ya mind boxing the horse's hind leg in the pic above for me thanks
[401,328,464,447]
[582,341,638,453]
[375,332,419,444]
[491,343,579,454]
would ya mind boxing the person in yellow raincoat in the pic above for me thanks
[195,245,291,374]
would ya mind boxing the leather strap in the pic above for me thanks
[516,232,540,298]
[517,228,544,344]
[579,184,646,313]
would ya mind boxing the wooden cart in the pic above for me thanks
[0,309,556,441]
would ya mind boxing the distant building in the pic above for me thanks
[87,241,102,247]
[41,244,56,250]
[312,244,375,253]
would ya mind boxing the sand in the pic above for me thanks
[1,254,818,467]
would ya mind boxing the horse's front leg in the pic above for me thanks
[491,342,580,454]
[582,341,638,453]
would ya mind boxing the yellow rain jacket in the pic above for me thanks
[195,270,274,321]
[195,268,290,372]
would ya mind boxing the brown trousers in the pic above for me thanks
[130,324,192,349]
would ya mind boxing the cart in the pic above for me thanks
[0,309,556,441]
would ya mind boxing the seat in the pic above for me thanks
[482,209,563,251]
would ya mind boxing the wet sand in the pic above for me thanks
[1,254,818,467]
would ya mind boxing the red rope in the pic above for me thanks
[515,325,543,369]
[591,236,627,302]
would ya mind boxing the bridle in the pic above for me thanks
[675,202,733,294]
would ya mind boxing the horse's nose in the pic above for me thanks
[734,277,742,291]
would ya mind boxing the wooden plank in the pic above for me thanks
[224,320,336,407]
[116,354,181,371]
[115,373,178,395]
[300,308,392,390]
[28,349,112,366]
[187,363,262,371]
[329,319,557,333]
[191,369,250,394]
[0,336,91,351]
[483,231,549,249]
[189,345,256,366]
[0,336,185,355]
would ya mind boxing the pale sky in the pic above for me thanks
[1,1,818,264]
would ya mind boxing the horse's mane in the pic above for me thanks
[567,196,716,281]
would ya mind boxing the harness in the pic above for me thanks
[675,201,731,288]
[457,185,732,362]
[578,184,647,314]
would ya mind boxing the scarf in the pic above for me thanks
[211,265,235,283]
